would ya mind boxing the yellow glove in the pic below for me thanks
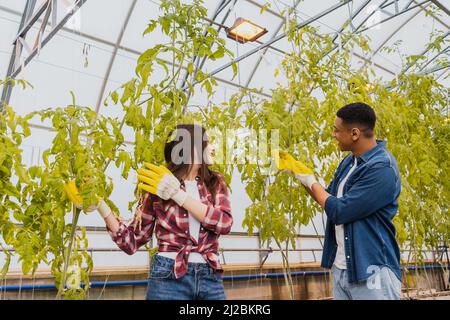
[272,150,313,174]
[137,163,188,206]
[272,150,317,189]
[64,180,84,207]
[63,180,111,218]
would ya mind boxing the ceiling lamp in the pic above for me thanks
[226,17,268,43]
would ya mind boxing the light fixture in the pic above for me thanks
[226,17,268,43]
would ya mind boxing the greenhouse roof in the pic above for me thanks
[0,0,449,119]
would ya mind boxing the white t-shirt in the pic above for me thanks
[158,180,207,263]
[333,157,358,270]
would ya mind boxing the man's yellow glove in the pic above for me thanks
[272,150,318,189]
[63,180,112,219]
[137,163,188,206]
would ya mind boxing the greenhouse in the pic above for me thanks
[0,0,449,302]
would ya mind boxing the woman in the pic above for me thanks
[65,124,233,300]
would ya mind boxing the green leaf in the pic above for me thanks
[111,91,119,104]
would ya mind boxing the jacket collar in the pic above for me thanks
[353,139,386,164]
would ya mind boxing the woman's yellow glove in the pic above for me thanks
[63,180,111,218]
[63,180,85,208]
[272,150,318,189]
[137,163,188,206]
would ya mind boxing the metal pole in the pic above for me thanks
[357,0,431,33]
[430,0,450,16]
[9,0,88,79]
[94,0,137,114]
[361,4,427,69]
[0,0,37,111]
[184,0,352,90]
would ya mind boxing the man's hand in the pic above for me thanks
[137,163,188,206]
[272,150,318,189]
[63,180,112,219]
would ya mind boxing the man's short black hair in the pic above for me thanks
[336,102,376,137]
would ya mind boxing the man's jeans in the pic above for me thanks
[332,265,402,300]
[146,254,226,300]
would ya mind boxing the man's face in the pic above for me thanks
[332,117,354,151]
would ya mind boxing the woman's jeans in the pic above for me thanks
[332,265,402,300]
[146,254,226,300]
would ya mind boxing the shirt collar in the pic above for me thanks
[180,176,201,185]
[353,140,386,164]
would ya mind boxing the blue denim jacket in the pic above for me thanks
[321,140,402,283]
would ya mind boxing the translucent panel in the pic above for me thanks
[0,0,27,12]
[120,0,170,54]
[245,48,287,92]
[219,235,260,265]
[74,0,133,43]
[0,17,18,79]
[9,32,112,116]
[300,213,326,237]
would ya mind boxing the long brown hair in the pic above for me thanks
[164,124,225,199]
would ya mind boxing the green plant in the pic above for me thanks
[0,105,31,278]
[105,0,237,209]
[0,90,129,299]
[0,1,448,301]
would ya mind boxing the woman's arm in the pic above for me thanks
[103,193,157,255]
[195,184,233,235]
[104,213,120,233]
[181,197,208,222]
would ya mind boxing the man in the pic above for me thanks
[275,102,402,300]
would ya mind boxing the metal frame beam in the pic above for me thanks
[179,0,231,89]
[320,0,431,75]
[240,0,303,95]
[332,0,372,42]
[94,0,137,114]
[401,30,450,74]
[413,0,450,29]
[357,0,431,33]
[0,0,37,111]
[430,0,450,16]
[184,0,352,90]
[10,0,88,79]
[361,3,428,69]
[0,4,272,100]
[418,45,450,73]
[0,0,87,111]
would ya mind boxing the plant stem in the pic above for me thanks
[56,205,80,299]
[275,238,294,300]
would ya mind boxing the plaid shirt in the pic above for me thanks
[107,177,232,279]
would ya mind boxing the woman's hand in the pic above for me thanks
[63,180,112,218]
[137,163,188,206]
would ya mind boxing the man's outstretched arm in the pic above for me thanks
[306,183,331,209]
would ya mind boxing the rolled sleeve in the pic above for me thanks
[324,165,398,225]
[201,185,233,235]
[107,193,156,255]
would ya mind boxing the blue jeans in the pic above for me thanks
[146,255,226,300]
[332,265,401,300]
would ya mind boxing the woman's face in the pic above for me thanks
[191,133,215,165]
[203,134,215,165]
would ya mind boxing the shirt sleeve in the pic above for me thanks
[201,183,233,235]
[107,193,156,255]
[324,164,398,225]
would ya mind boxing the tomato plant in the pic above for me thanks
[0,1,448,300]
